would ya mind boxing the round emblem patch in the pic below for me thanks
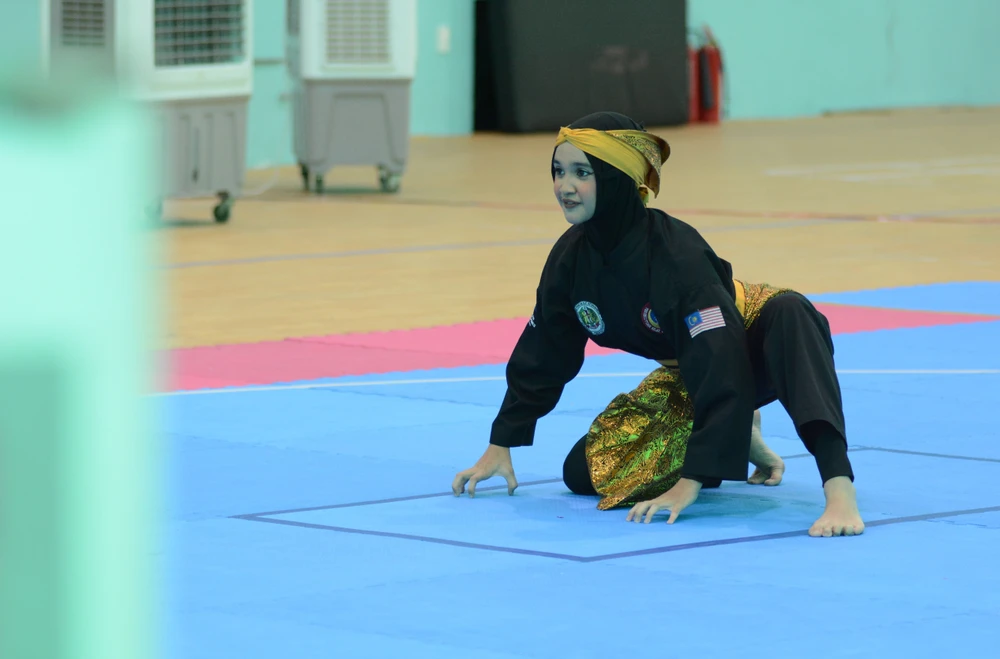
[641,303,662,334]
[574,301,605,335]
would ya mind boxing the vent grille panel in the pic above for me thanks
[60,0,108,49]
[326,0,390,65]
[154,0,246,67]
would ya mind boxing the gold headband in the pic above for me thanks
[555,126,670,205]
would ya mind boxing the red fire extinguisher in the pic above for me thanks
[688,25,725,124]
[699,25,724,123]
[688,43,701,123]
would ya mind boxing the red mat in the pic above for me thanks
[163,304,998,392]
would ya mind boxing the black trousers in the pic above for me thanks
[562,435,597,496]
[746,293,853,484]
[561,292,853,496]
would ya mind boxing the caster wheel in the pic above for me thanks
[213,204,231,223]
[213,192,233,224]
[299,163,310,191]
[314,174,325,194]
[378,168,401,193]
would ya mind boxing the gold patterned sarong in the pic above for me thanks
[585,280,792,510]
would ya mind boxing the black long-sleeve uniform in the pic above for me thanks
[489,209,852,484]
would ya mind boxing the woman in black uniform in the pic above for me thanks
[452,111,864,538]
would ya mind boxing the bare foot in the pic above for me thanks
[747,412,784,486]
[809,476,865,537]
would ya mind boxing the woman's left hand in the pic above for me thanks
[626,478,702,524]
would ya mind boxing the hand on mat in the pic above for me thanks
[452,444,518,498]
[626,478,702,524]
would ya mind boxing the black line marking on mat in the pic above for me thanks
[234,504,1000,563]
[229,451,837,520]
[229,451,866,520]
[863,505,1000,527]
[231,448,1000,562]
[237,514,586,562]
[781,447,875,460]
[579,505,1000,562]
[229,478,563,518]
[860,446,1000,464]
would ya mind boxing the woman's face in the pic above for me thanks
[552,142,597,225]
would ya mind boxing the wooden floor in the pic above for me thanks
[162,107,1000,350]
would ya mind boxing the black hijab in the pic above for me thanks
[553,111,650,256]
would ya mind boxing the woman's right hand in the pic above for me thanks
[452,444,518,497]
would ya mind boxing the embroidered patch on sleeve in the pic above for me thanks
[685,306,726,338]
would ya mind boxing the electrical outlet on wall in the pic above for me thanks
[437,25,451,54]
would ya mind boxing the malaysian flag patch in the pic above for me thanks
[685,306,726,338]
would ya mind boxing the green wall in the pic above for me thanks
[687,0,1000,120]
[4,0,998,170]
[0,1,44,77]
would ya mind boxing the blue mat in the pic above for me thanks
[244,449,999,562]
[810,281,1000,316]
[161,296,1000,659]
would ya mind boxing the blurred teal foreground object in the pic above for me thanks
[0,76,161,659]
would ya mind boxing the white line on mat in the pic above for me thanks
[155,369,1000,397]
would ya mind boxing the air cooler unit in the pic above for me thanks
[287,0,417,194]
[42,0,253,223]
